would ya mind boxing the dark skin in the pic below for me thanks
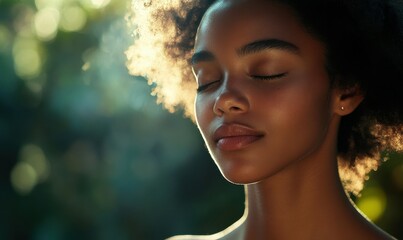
[168,0,395,239]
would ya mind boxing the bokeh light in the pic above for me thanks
[0,25,12,53]
[90,0,111,9]
[11,162,38,195]
[59,5,87,32]
[356,187,387,222]
[35,0,63,10]
[0,0,401,239]
[12,4,35,38]
[12,37,43,79]
[10,144,49,195]
[19,144,50,182]
[34,7,60,41]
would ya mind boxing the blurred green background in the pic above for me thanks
[0,0,402,239]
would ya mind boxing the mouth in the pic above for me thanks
[213,123,264,151]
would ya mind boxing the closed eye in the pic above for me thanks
[251,72,288,80]
[196,72,288,92]
[197,80,221,93]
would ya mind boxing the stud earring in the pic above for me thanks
[340,106,345,110]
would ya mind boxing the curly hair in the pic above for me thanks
[126,0,403,195]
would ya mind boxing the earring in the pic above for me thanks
[340,106,345,110]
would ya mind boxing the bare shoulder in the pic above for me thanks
[165,234,219,240]
[166,219,245,240]
[165,231,238,240]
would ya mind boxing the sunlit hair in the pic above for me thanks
[126,0,202,117]
[126,0,403,195]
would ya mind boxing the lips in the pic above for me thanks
[213,123,264,151]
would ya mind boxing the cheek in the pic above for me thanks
[194,95,212,137]
[257,78,332,144]
[194,97,204,130]
[286,88,332,149]
[283,72,332,119]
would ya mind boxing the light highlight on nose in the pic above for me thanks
[213,81,249,116]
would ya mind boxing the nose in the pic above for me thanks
[213,81,249,116]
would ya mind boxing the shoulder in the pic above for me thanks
[165,227,241,240]
[165,234,221,240]
[166,217,245,240]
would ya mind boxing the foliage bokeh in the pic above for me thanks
[0,0,402,239]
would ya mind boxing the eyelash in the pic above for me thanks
[197,80,220,93]
[250,72,288,80]
[196,72,288,93]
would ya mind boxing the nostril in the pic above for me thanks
[213,88,249,116]
[230,106,242,112]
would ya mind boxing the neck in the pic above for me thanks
[238,117,365,240]
[243,157,353,239]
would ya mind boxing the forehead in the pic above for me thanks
[195,0,322,55]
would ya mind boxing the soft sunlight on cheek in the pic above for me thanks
[125,0,197,118]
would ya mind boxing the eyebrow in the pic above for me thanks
[191,38,299,65]
[191,51,215,65]
[237,39,299,57]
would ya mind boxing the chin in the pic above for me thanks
[217,158,291,185]
[219,166,266,185]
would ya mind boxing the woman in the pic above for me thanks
[126,0,403,239]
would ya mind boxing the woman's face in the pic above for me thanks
[193,0,338,184]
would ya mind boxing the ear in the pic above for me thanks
[333,84,364,116]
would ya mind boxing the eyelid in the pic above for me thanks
[250,72,288,80]
[196,72,287,92]
[195,66,222,93]
[197,79,221,93]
